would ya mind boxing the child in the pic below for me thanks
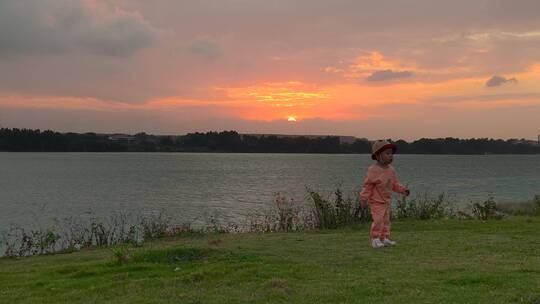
[360,140,409,248]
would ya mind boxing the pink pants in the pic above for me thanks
[370,202,391,240]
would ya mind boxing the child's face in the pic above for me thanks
[377,148,394,165]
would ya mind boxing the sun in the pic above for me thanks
[287,116,297,122]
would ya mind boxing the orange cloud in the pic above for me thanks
[328,51,419,81]
[2,61,539,126]
[351,51,402,71]
[223,81,329,103]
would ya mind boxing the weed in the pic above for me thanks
[395,193,452,220]
[534,195,540,216]
[111,245,132,265]
[471,196,503,220]
[308,189,337,229]
[2,210,177,257]
[4,191,535,258]
[33,229,60,255]
[275,193,301,231]
[307,186,364,229]
[140,211,170,239]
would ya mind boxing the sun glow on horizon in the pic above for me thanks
[287,116,297,122]
[224,82,329,105]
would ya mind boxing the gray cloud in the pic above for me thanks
[423,92,540,104]
[186,38,222,60]
[0,0,157,57]
[485,75,517,87]
[1,0,540,106]
[366,70,413,82]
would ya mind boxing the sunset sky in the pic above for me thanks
[1,0,539,140]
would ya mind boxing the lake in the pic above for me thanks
[1,153,539,235]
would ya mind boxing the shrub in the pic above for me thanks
[2,211,176,257]
[274,193,301,232]
[111,245,132,265]
[395,193,452,220]
[471,196,503,220]
[307,187,365,229]
[33,229,60,255]
[534,195,540,216]
[1,227,61,257]
[308,189,337,229]
[140,212,170,239]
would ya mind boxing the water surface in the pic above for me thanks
[1,153,539,233]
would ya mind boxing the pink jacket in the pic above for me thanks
[360,164,407,204]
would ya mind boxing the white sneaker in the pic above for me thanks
[371,238,385,248]
[382,238,397,246]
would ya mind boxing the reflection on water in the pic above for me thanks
[1,153,539,233]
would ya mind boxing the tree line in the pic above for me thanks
[1,128,539,154]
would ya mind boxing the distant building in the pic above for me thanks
[510,138,539,146]
[242,133,360,144]
[108,134,135,141]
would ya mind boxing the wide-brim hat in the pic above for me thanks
[371,140,397,160]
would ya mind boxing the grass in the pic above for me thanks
[1,217,539,303]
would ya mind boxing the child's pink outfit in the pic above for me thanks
[360,164,407,240]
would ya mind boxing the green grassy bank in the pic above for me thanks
[1,217,539,304]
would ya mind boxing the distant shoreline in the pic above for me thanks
[1,151,540,155]
[2,128,540,154]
